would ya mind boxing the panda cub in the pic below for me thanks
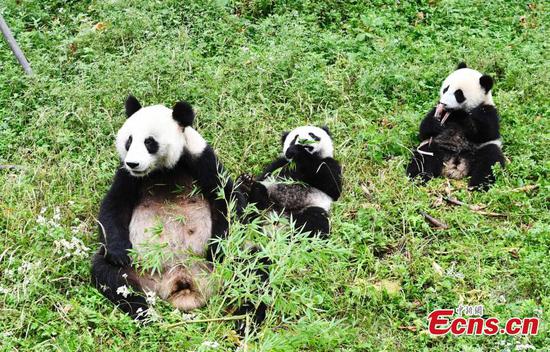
[239,126,342,236]
[407,63,505,190]
[91,96,252,319]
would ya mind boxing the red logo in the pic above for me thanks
[428,307,540,336]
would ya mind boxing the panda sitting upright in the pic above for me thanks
[238,126,342,236]
[407,63,505,190]
[91,96,262,321]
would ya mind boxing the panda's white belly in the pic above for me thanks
[129,193,212,261]
[128,193,215,311]
[442,156,470,179]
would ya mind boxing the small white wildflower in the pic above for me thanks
[122,273,128,279]
[116,285,130,298]
[37,215,47,225]
[100,284,108,292]
[52,207,61,221]
[145,307,159,321]
[145,290,157,305]
[53,236,90,258]
[515,344,535,351]
[241,46,249,52]
[18,261,33,274]
[201,341,220,349]
[0,287,9,294]
[68,200,75,206]
[181,312,196,321]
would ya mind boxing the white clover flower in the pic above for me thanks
[116,285,130,298]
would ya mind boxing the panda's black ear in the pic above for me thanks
[479,75,493,93]
[172,101,195,127]
[281,131,289,145]
[125,95,142,118]
[321,125,331,136]
[457,62,467,69]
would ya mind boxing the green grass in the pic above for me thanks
[0,0,548,350]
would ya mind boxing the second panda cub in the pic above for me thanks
[407,63,505,190]
[239,126,342,237]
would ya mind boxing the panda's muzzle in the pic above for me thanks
[435,102,451,125]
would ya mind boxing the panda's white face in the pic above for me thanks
[116,105,185,177]
[436,67,494,121]
[282,126,333,159]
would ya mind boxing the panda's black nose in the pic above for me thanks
[126,162,139,169]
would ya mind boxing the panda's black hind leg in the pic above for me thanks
[91,251,148,319]
[406,145,443,183]
[468,144,505,191]
[233,246,271,336]
[290,206,330,238]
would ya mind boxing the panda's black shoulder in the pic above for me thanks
[472,104,499,118]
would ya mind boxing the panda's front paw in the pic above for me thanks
[105,245,132,267]
[236,173,255,195]
[285,144,310,160]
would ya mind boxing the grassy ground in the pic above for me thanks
[0,0,548,350]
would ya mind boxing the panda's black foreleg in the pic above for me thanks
[289,206,330,238]
[206,201,230,263]
[406,144,443,183]
[91,251,148,319]
[418,108,444,140]
[468,144,505,191]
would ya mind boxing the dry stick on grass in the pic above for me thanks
[0,165,24,170]
[163,314,248,328]
[419,210,449,229]
[443,196,507,218]
[511,185,539,193]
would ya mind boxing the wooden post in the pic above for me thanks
[0,14,33,75]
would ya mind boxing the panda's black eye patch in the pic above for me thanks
[144,137,159,154]
[454,89,466,103]
[443,85,449,93]
[308,132,321,141]
[125,135,132,151]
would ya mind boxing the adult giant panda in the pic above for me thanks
[407,63,505,190]
[238,126,342,237]
[91,96,265,324]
